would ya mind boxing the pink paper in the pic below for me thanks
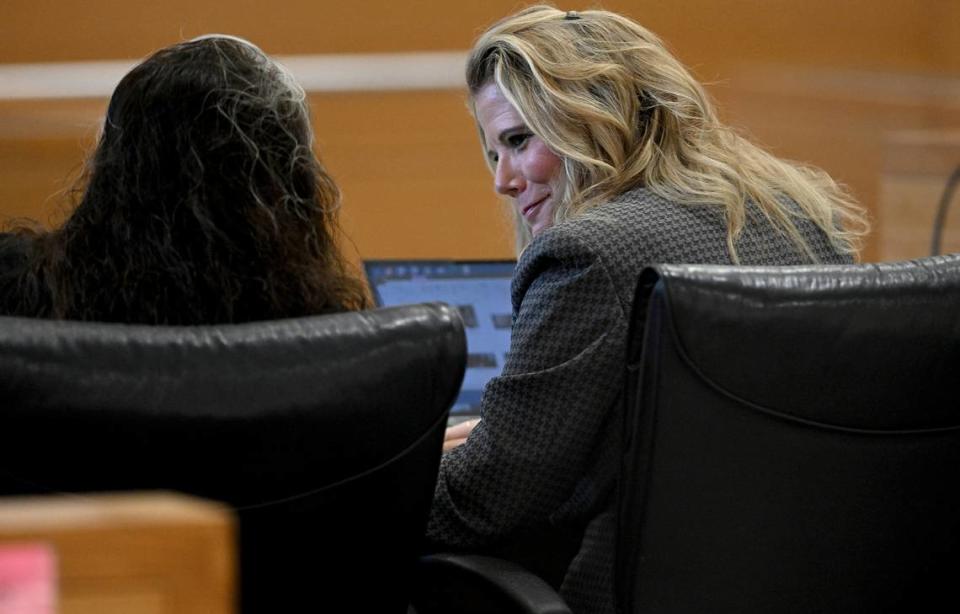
[0,544,57,614]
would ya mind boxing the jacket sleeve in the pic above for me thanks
[426,228,629,548]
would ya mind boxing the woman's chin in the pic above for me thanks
[529,220,552,237]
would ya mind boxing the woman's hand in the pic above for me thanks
[443,418,480,452]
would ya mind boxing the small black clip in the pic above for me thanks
[565,11,580,20]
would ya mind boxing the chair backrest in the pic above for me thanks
[619,255,960,614]
[0,303,466,614]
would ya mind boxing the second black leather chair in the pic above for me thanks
[619,254,960,613]
[415,254,960,614]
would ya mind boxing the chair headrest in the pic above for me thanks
[0,303,466,500]
[636,254,960,431]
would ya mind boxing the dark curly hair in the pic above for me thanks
[1,35,369,324]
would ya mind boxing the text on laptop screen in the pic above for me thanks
[364,260,515,415]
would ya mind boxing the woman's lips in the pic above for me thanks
[522,196,548,220]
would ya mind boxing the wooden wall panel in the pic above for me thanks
[2,1,957,74]
[713,67,960,261]
[0,492,235,614]
[878,131,960,261]
[0,138,86,227]
[2,1,958,263]
[0,100,103,226]
[309,90,515,261]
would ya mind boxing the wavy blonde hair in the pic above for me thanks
[467,5,868,259]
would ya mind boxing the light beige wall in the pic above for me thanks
[2,1,959,262]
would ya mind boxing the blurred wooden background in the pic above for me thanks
[2,0,959,263]
[0,492,234,614]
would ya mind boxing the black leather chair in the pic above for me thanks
[0,303,466,614]
[416,254,960,614]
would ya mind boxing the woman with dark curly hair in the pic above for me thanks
[0,35,368,323]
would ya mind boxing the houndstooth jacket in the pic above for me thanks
[425,186,853,614]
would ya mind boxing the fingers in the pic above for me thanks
[443,437,469,452]
[446,418,480,440]
[443,418,481,452]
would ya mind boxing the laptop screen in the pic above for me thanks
[364,260,515,417]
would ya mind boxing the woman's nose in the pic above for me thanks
[494,157,522,197]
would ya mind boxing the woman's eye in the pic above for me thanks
[507,133,530,148]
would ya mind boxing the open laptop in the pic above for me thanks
[364,260,515,424]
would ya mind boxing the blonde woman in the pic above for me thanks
[425,5,868,613]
